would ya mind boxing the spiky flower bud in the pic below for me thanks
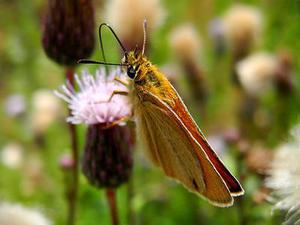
[42,0,95,65]
[83,124,133,188]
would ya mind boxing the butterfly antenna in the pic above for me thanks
[78,59,126,67]
[78,23,128,68]
[99,23,127,61]
[141,19,147,56]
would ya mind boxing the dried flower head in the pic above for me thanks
[223,4,262,57]
[42,0,95,65]
[0,203,51,225]
[106,0,165,50]
[56,67,134,188]
[55,67,131,126]
[31,89,63,134]
[236,52,277,96]
[266,125,300,224]
[169,24,201,62]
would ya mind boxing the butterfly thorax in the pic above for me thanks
[125,51,177,107]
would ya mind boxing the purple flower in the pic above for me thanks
[55,66,134,188]
[55,67,131,126]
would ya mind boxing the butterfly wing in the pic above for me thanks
[136,92,234,207]
[167,88,244,196]
[139,100,207,192]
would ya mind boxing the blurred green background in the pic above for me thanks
[0,0,299,224]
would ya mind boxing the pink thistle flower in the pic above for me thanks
[55,67,134,188]
[55,67,131,126]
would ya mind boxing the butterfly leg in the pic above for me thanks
[114,77,130,87]
[107,90,128,102]
[94,90,129,104]
[102,115,132,129]
[102,89,133,128]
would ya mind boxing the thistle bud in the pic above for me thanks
[82,124,133,188]
[42,0,95,65]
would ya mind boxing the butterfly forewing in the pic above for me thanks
[136,92,234,207]
[167,88,244,196]
[138,101,206,192]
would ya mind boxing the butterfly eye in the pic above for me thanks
[127,65,136,79]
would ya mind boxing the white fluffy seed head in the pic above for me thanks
[169,23,201,62]
[266,125,300,222]
[236,52,277,96]
[0,203,51,225]
[0,143,24,169]
[223,4,262,52]
[106,0,165,47]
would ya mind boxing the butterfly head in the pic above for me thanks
[123,50,147,80]
[123,19,148,80]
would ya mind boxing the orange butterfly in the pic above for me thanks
[79,21,244,207]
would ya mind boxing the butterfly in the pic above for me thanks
[79,20,244,207]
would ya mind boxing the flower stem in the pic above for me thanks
[106,188,119,225]
[66,67,79,225]
[127,177,135,225]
